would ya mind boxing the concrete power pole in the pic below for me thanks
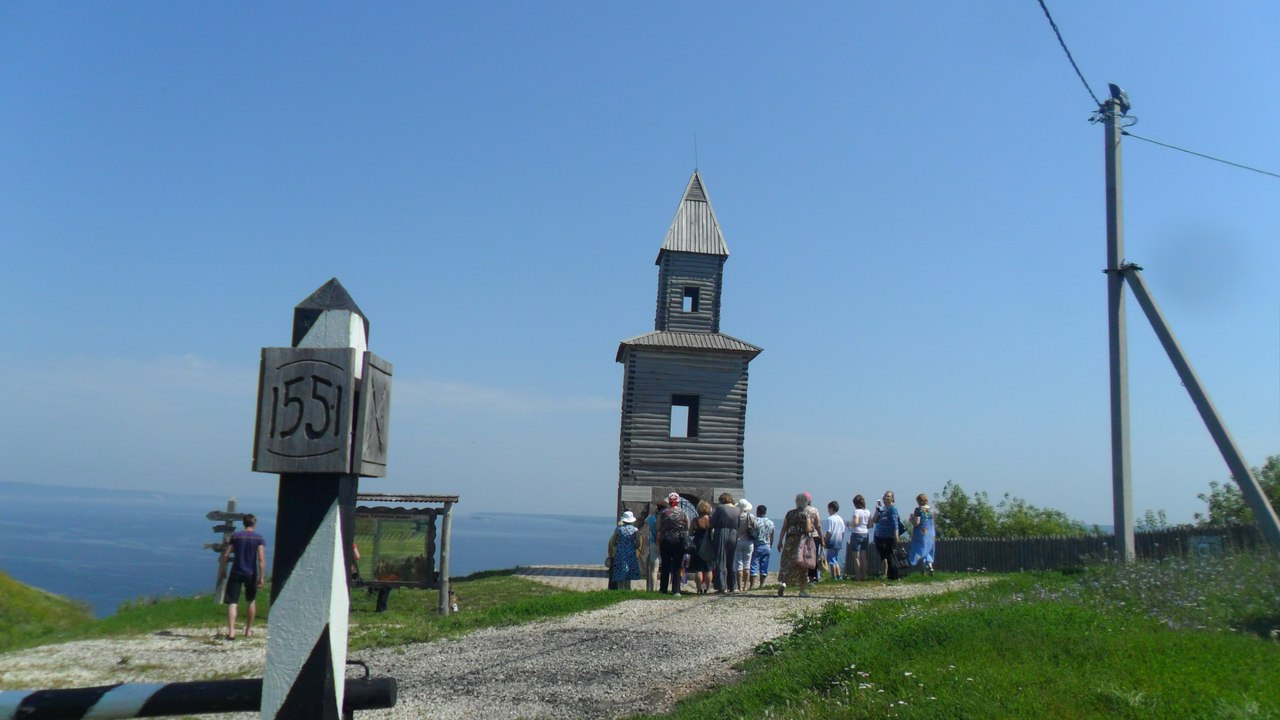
[1102,86,1135,562]
[1098,84,1280,553]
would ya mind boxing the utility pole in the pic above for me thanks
[1102,85,1134,562]
[1094,85,1280,554]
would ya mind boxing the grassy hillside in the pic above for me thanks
[641,552,1280,719]
[0,570,93,652]
[0,570,649,653]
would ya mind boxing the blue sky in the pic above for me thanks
[2,3,1277,526]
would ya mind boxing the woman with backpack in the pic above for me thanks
[749,504,774,590]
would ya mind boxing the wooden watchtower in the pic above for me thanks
[615,171,762,517]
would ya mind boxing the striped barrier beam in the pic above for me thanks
[0,678,396,720]
[252,279,393,720]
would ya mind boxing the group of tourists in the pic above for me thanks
[606,492,774,594]
[605,489,937,596]
[851,490,937,582]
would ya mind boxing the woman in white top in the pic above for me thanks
[847,494,872,581]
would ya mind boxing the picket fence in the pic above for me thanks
[929,525,1262,573]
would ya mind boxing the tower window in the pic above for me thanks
[681,287,700,313]
[670,394,700,438]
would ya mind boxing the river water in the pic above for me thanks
[0,482,614,616]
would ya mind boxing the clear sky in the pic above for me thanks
[2,3,1277,526]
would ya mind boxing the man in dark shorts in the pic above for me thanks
[220,514,266,640]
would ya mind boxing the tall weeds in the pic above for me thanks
[1034,548,1280,636]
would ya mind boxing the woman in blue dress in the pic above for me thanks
[608,511,645,590]
[908,493,936,574]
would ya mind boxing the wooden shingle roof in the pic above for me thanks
[657,170,729,262]
[616,331,762,362]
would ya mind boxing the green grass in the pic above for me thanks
[636,554,1280,720]
[0,570,93,652]
[348,570,661,650]
[0,569,650,655]
[0,580,275,652]
[89,584,273,638]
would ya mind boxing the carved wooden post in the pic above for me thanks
[252,278,393,720]
[438,500,453,616]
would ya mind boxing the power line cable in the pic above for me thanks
[1035,0,1278,181]
[1037,0,1102,107]
[1122,130,1280,180]
[1034,0,1274,179]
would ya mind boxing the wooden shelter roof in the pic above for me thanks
[356,493,459,504]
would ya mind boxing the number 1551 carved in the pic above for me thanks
[253,347,358,474]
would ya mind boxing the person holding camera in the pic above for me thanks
[870,491,904,580]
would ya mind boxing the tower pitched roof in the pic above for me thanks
[657,170,729,262]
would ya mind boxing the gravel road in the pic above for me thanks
[0,579,984,719]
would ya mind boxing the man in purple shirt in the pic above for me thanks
[220,514,266,640]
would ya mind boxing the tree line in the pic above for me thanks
[933,454,1279,538]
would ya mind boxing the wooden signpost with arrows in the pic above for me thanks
[205,498,245,603]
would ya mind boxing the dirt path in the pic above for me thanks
[0,579,985,719]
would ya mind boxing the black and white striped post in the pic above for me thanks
[0,678,396,720]
[252,278,393,720]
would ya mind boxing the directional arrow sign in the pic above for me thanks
[212,524,236,533]
[207,511,246,521]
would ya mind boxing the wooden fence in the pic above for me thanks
[928,525,1262,573]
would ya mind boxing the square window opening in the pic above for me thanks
[670,394,700,438]
[681,287,700,313]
